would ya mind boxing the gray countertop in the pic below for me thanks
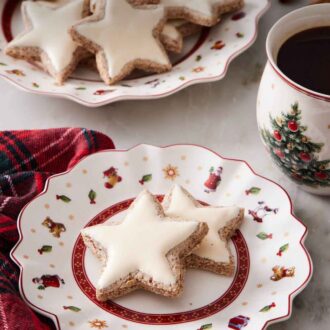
[0,1,329,329]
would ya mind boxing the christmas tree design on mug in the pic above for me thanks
[261,103,330,187]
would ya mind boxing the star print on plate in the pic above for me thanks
[160,0,245,26]
[70,0,171,85]
[5,0,89,84]
[163,185,244,276]
[81,190,208,300]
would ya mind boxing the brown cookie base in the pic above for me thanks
[166,0,245,27]
[5,0,90,85]
[71,0,171,85]
[81,191,209,301]
[186,209,245,276]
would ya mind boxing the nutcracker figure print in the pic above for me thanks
[204,166,223,193]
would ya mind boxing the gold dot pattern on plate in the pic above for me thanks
[122,326,128,329]
[124,162,129,167]
[225,192,231,197]
[69,214,75,220]
[59,241,64,247]
[272,291,277,296]
[181,155,187,161]
[242,301,248,306]
[143,156,148,162]
[37,295,43,299]
[44,203,50,209]
[257,284,263,288]
[66,182,72,188]
[31,229,36,233]
[284,232,290,237]
[197,166,203,171]
[67,295,73,300]
[49,264,55,268]
[185,179,190,185]
[23,255,29,259]
[82,169,88,174]
[261,257,267,264]
[69,321,75,327]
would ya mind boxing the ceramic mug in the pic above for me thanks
[257,4,330,196]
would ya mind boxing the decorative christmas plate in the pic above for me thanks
[11,144,312,330]
[0,0,269,107]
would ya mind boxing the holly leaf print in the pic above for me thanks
[56,195,71,203]
[256,232,272,240]
[139,174,152,185]
[246,187,261,195]
[277,243,289,256]
[89,190,97,204]
[200,324,212,330]
[63,306,81,312]
[260,302,276,312]
[38,245,52,254]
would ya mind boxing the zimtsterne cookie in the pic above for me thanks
[163,185,244,276]
[161,19,202,53]
[70,0,171,85]
[81,190,208,300]
[89,0,183,53]
[160,0,245,27]
[5,0,90,85]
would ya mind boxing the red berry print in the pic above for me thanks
[299,152,311,163]
[275,149,285,159]
[288,120,298,132]
[315,171,328,180]
[273,130,282,141]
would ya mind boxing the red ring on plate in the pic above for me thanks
[72,196,250,325]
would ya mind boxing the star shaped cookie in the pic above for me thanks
[163,185,244,276]
[161,19,201,53]
[5,0,90,84]
[81,190,208,300]
[160,0,245,26]
[70,0,171,85]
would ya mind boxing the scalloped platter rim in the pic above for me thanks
[11,144,312,330]
[0,0,270,107]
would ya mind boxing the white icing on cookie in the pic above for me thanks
[74,0,170,78]
[162,23,181,41]
[90,0,98,12]
[164,185,241,263]
[160,0,232,18]
[8,0,85,72]
[82,190,199,289]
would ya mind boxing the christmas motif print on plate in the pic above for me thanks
[0,0,269,107]
[11,145,312,330]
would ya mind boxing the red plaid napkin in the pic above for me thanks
[0,128,115,329]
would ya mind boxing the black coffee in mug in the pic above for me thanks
[277,26,330,95]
